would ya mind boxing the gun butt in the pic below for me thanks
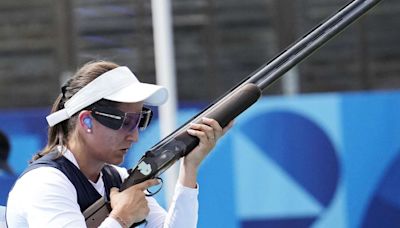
[83,198,111,228]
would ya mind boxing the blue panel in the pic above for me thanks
[8,135,41,174]
[238,111,340,207]
[197,135,238,228]
[233,131,324,219]
[362,196,400,228]
[0,108,49,175]
[241,217,315,228]
[0,174,17,206]
[377,153,400,208]
[341,91,400,228]
[361,152,400,227]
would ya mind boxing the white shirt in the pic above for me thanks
[6,150,198,228]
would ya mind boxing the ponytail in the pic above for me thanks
[32,94,69,161]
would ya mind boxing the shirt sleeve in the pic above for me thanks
[99,217,124,228]
[145,182,199,228]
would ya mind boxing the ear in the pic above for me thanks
[78,111,93,133]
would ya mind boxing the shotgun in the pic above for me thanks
[84,0,382,226]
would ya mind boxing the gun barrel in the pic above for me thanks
[146,0,382,154]
[254,0,382,90]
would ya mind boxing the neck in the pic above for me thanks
[67,139,103,182]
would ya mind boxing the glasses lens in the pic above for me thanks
[122,113,141,132]
[138,107,153,131]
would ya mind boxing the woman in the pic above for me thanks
[6,61,232,227]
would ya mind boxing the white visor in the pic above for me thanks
[46,66,168,127]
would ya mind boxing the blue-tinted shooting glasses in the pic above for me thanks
[90,106,153,132]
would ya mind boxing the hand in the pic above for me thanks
[109,179,159,226]
[180,118,234,188]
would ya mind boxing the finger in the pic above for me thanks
[201,117,223,139]
[109,187,118,197]
[222,120,235,135]
[187,128,208,142]
[201,117,222,131]
[189,122,213,131]
[134,179,160,191]
[189,123,214,140]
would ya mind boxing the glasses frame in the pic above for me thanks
[90,106,153,132]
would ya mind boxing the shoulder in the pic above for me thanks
[7,167,85,227]
[8,166,77,205]
[18,166,73,187]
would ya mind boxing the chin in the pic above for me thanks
[106,155,124,166]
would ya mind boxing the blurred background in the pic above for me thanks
[0,0,399,227]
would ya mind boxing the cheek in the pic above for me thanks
[95,131,119,148]
[90,124,126,158]
[88,133,120,162]
[92,123,120,144]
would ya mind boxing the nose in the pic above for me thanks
[126,128,139,142]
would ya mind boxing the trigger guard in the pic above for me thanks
[145,177,163,197]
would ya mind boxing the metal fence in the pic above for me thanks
[0,0,398,108]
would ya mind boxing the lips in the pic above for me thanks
[120,148,129,154]
[119,144,132,155]
[120,146,132,154]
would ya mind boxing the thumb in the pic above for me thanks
[109,187,119,197]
